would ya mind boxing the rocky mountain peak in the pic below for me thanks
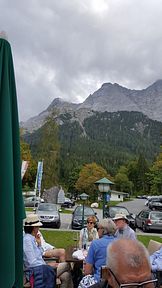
[146,79,162,92]
[21,80,162,133]
[47,97,76,111]
[101,82,127,90]
[78,81,137,112]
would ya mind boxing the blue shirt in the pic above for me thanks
[115,225,136,240]
[23,233,46,270]
[86,235,115,282]
[150,247,162,272]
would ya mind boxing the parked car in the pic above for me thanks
[104,205,136,231]
[71,205,99,229]
[35,202,61,228]
[148,198,162,211]
[145,196,162,206]
[24,196,44,207]
[136,195,147,199]
[61,197,75,208]
[135,209,162,232]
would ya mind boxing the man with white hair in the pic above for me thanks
[113,213,136,240]
[90,239,157,288]
[78,218,116,288]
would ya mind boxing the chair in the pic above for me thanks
[147,240,162,288]
[100,266,108,281]
[23,256,62,287]
[89,280,108,288]
[43,256,61,287]
[156,271,162,288]
[147,240,162,255]
[23,264,56,288]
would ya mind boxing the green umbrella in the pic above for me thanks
[0,37,25,287]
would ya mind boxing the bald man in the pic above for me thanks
[90,239,157,288]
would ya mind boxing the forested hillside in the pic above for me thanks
[24,110,162,187]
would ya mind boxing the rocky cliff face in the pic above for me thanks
[78,80,162,122]
[78,83,139,112]
[21,80,162,133]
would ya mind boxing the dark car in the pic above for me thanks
[148,198,162,211]
[61,197,75,208]
[135,209,162,232]
[35,202,61,228]
[71,205,99,230]
[104,205,136,231]
[136,195,147,199]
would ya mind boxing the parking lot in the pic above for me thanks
[39,199,162,235]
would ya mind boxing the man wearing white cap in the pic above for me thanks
[113,213,136,240]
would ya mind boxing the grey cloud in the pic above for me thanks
[1,0,162,120]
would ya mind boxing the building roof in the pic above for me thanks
[95,177,114,185]
[111,190,128,195]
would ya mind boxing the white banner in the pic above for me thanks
[21,160,29,179]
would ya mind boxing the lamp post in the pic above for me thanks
[95,177,114,218]
[80,193,89,228]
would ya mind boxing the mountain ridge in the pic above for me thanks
[24,110,162,177]
[21,80,162,132]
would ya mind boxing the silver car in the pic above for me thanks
[24,196,44,207]
[135,209,162,232]
[36,203,61,228]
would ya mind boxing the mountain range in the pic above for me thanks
[21,79,162,133]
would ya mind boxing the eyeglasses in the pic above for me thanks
[108,268,157,288]
[87,221,94,224]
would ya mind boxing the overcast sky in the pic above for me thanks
[1,0,162,121]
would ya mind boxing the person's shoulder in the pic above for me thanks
[90,238,99,247]
[23,233,33,243]
[127,225,135,233]
[24,233,30,238]
[93,227,98,233]
[92,236,106,246]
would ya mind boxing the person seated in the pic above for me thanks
[78,218,116,288]
[150,246,162,272]
[113,213,136,240]
[90,238,156,288]
[79,216,99,249]
[23,214,73,288]
[37,230,66,262]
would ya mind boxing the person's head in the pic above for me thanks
[24,214,42,236]
[97,218,116,238]
[113,214,129,230]
[87,215,96,230]
[106,239,155,288]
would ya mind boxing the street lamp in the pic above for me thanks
[95,177,114,218]
[80,193,89,228]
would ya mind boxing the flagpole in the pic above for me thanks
[34,162,39,198]
[35,160,43,198]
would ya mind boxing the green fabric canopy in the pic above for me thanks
[0,38,25,287]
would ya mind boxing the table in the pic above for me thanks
[65,246,83,263]
[65,246,84,288]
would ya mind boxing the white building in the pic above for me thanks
[109,190,128,202]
